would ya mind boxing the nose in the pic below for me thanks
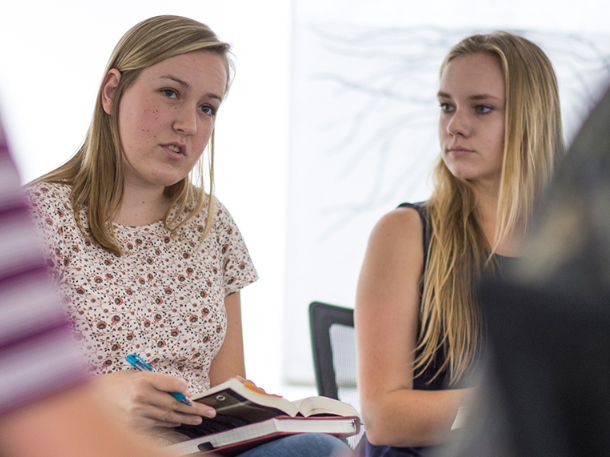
[173,106,197,135]
[446,108,470,137]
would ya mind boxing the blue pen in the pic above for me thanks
[126,354,193,406]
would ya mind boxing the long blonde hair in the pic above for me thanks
[34,15,233,256]
[416,32,565,384]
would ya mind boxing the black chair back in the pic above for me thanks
[309,301,363,448]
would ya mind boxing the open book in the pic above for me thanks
[167,416,360,456]
[168,378,360,455]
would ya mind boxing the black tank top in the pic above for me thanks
[397,202,449,391]
[399,202,512,389]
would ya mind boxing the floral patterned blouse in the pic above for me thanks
[25,182,258,393]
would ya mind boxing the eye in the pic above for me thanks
[161,89,178,99]
[439,102,453,113]
[476,105,493,114]
[199,105,217,116]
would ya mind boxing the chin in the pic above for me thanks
[152,173,190,189]
[446,167,473,180]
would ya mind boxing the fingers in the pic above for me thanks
[124,397,197,430]
[145,374,216,418]
[147,391,216,421]
[146,404,198,428]
[242,379,269,395]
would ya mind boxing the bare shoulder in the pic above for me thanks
[368,206,424,254]
[358,206,425,295]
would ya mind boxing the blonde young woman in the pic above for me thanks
[355,32,564,457]
[26,15,349,457]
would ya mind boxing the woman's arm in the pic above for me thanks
[355,207,468,447]
[209,291,246,387]
[0,383,171,457]
[33,284,246,435]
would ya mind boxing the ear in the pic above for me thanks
[101,69,122,115]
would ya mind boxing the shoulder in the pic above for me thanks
[209,198,243,236]
[212,198,233,222]
[369,205,424,248]
[186,196,232,226]
[182,197,250,249]
[357,205,426,317]
[24,182,74,232]
[25,181,71,206]
[360,205,425,281]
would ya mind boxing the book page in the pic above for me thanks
[291,396,359,417]
[191,378,300,417]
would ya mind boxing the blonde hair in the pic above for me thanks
[34,15,233,255]
[416,32,565,384]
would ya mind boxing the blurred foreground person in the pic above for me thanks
[443,85,610,457]
[0,117,170,456]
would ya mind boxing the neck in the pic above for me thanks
[114,183,171,227]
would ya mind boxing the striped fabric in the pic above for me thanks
[0,123,88,416]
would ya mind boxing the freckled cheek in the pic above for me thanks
[140,103,166,123]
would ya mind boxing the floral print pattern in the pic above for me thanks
[26,182,258,393]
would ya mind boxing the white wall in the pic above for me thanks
[0,0,301,397]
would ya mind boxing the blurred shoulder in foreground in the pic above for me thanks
[0,117,170,457]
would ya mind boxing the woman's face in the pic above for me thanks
[103,51,227,192]
[437,52,506,188]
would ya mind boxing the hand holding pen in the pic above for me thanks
[126,354,193,406]
[89,354,217,431]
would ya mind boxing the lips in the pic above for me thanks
[447,145,473,156]
[162,143,186,157]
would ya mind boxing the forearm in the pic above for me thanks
[0,384,170,457]
[362,387,471,447]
